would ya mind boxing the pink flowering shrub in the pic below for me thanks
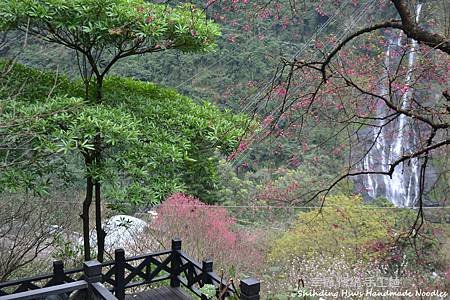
[140,193,264,276]
[154,193,236,252]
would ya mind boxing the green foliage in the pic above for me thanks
[0,61,247,207]
[0,61,77,98]
[1,1,354,203]
[0,61,84,194]
[215,158,261,205]
[268,194,447,278]
[100,77,248,205]
[268,195,397,261]
[427,156,450,208]
[0,0,220,53]
[1,0,225,260]
[51,234,84,268]
[3,0,329,103]
[198,284,216,299]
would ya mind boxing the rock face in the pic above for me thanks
[80,215,148,253]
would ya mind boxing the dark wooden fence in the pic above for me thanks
[0,239,260,300]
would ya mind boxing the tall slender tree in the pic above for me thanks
[0,0,221,261]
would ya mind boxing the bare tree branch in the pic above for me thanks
[391,0,450,54]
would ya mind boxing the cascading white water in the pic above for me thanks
[362,3,422,207]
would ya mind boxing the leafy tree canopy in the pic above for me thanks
[0,0,221,104]
[0,0,220,54]
[0,61,247,208]
[0,0,224,261]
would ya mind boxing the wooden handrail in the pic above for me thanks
[0,280,88,300]
[92,282,117,300]
[0,238,260,300]
[0,273,54,289]
[125,249,172,262]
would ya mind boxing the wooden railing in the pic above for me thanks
[0,238,260,300]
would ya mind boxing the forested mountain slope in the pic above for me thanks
[4,0,448,208]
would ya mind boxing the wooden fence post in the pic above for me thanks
[114,249,126,300]
[202,259,223,300]
[52,261,65,285]
[170,238,182,288]
[202,260,213,285]
[239,278,260,300]
[83,260,102,299]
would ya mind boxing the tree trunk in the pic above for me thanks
[78,68,105,262]
[95,76,103,103]
[81,171,93,261]
[83,74,105,261]
[93,129,106,262]
[95,181,106,262]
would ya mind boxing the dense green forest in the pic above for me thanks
[0,0,449,299]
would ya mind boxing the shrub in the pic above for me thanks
[137,193,265,277]
[268,195,397,262]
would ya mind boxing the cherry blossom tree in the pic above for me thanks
[238,0,449,235]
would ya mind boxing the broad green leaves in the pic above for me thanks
[0,0,221,54]
[0,62,247,207]
[3,0,241,262]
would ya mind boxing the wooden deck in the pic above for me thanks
[125,287,193,300]
[0,239,261,300]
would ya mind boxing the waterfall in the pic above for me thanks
[361,3,422,207]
